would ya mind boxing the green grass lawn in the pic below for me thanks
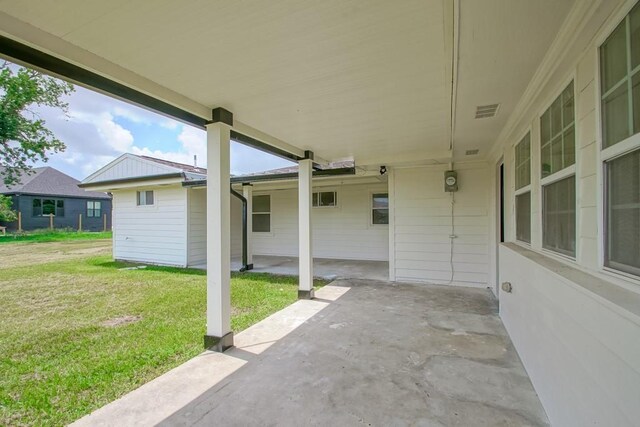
[0,254,326,426]
[0,229,112,244]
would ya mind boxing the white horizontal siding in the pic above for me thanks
[252,182,389,261]
[187,189,206,266]
[231,196,242,258]
[85,154,175,183]
[500,245,640,427]
[112,185,187,266]
[187,189,243,266]
[392,165,489,286]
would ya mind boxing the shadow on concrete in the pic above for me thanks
[156,280,549,426]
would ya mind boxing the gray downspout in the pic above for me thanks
[230,186,253,272]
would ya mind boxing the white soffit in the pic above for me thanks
[0,0,452,166]
[452,0,575,160]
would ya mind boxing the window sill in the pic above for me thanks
[502,242,640,324]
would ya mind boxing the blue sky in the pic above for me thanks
[31,81,294,180]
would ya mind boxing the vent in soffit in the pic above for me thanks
[465,149,480,156]
[475,103,500,119]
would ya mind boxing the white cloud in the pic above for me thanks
[70,111,134,153]
[177,126,207,166]
[19,69,294,180]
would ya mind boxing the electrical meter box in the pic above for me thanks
[444,170,458,192]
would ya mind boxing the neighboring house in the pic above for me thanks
[80,154,397,277]
[0,166,112,232]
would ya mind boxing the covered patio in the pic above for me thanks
[72,279,547,426]
[2,0,640,425]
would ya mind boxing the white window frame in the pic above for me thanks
[514,131,532,245]
[596,0,640,281]
[252,193,271,233]
[87,200,102,218]
[370,191,389,226]
[312,190,338,208]
[136,190,155,207]
[538,78,578,260]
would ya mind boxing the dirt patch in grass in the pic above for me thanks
[0,239,111,269]
[101,315,142,328]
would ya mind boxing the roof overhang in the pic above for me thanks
[183,166,357,188]
[0,1,577,166]
[78,173,185,191]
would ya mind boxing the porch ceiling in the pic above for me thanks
[0,0,574,165]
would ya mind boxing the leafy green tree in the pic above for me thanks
[0,61,74,186]
[0,194,17,222]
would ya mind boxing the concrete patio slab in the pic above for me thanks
[214,255,389,281]
[72,280,548,426]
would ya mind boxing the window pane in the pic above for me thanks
[372,193,389,209]
[631,3,640,69]
[515,133,530,190]
[543,176,576,257]
[252,213,270,232]
[43,199,55,215]
[542,82,574,175]
[602,83,630,148]
[320,191,336,206]
[145,191,154,205]
[516,192,531,243]
[550,96,563,137]
[541,143,552,178]
[551,135,563,174]
[562,82,574,127]
[32,199,41,216]
[563,127,575,169]
[253,195,270,213]
[87,201,94,210]
[601,20,628,92]
[372,209,389,225]
[312,193,319,207]
[633,72,640,134]
[606,149,640,275]
[137,191,144,205]
[541,110,551,145]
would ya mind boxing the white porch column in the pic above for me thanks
[298,155,314,299]
[205,121,233,351]
[242,183,254,268]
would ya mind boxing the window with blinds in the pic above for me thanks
[542,176,576,257]
[605,150,640,276]
[600,3,640,277]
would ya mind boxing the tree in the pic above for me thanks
[0,194,17,222]
[0,61,74,187]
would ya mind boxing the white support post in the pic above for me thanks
[242,183,254,268]
[298,157,314,299]
[205,122,233,352]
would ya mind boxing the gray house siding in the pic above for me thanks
[1,194,112,232]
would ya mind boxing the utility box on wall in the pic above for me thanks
[444,170,458,192]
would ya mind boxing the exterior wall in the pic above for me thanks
[252,182,389,261]
[391,163,490,287]
[112,185,187,266]
[187,188,206,266]
[186,188,242,266]
[0,194,112,232]
[490,1,640,425]
[230,196,242,259]
[500,244,640,427]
